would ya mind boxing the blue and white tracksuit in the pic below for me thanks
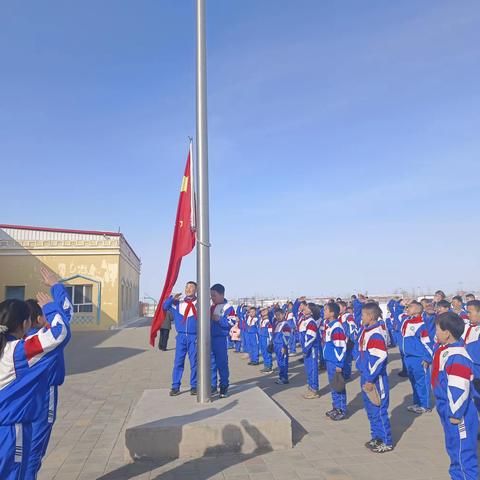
[258,316,273,369]
[0,300,71,480]
[400,315,433,409]
[463,323,480,414]
[356,322,392,446]
[236,305,247,353]
[163,295,197,391]
[300,317,319,391]
[340,312,358,380]
[210,301,236,390]
[273,320,291,382]
[432,342,478,480]
[245,315,259,363]
[423,312,437,345]
[392,301,407,373]
[26,284,73,480]
[385,299,396,347]
[353,298,363,329]
[286,312,297,354]
[323,319,347,412]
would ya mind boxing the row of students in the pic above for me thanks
[0,267,73,480]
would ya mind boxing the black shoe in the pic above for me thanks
[247,361,254,365]
[398,370,408,377]
[219,387,228,398]
[365,438,382,450]
[251,361,259,366]
[325,408,337,418]
[190,388,197,396]
[169,389,180,396]
[211,386,218,395]
[260,367,273,373]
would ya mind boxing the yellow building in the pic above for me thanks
[0,224,141,330]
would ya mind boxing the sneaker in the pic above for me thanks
[250,361,260,366]
[169,389,180,396]
[211,386,218,395]
[274,378,289,385]
[365,438,382,450]
[190,388,197,396]
[406,404,419,412]
[325,408,337,418]
[412,406,431,415]
[330,410,347,421]
[260,367,273,373]
[219,387,228,398]
[303,389,320,399]
[371,442,393,453]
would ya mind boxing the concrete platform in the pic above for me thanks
[124,386,292,461]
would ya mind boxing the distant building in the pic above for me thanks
[0,224,141,330]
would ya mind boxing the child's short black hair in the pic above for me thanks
[452,295,463,303]
[436,312,465,340]
[324,302,340,318]
[210,283,225,295]
[337,300,347,308]
[466,293,475,300]
[467,300,480,311]
[187,281,197,288]
[362,301,383,319]
[435,290,446,298]
[274,307,283,314]
[307,302,321,321]
[26,298,42,321]
[437,299,451,309]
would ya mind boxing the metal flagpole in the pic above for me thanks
[196,0,211,403]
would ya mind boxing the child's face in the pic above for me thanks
[324,306,334,320]
[435,324,451,344]
[436,306,449,315]
[467,306,480,324]
[303,305,312,317]
[274,310,285,322]
[406,303,421,316]
[452,299,462,310]
[339,304,346,314]
[249,308,256,317]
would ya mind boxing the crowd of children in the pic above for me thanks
[230,292,480,478]
[0,267,73,480]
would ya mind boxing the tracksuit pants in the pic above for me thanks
[288,331,297,354]
[241,330,247,353]
[327,360,347,412]
[211,336,229,389]
[246,332,259,363]
[172,333,197,390]
[304,346,319,391]
[275,343,289,382]
[259,335,272,368]
[233,340,241,352]
[25,386,58,479]
[437,400,478,480]
[405,355,431,409]
[0,423,32,480]
[360,374,392,445]
[343,348,353,380]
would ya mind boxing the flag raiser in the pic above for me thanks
[149,144,196,346]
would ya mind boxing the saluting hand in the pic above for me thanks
[40,266,58,287]
[36,292,53,308]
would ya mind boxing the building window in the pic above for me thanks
[65,284,93,313]
[5,286,25,301]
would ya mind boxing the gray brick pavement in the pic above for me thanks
[37,324,456,479]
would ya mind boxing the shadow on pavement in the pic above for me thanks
[65,331,146,375]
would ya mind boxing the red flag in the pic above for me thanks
[149,145,196,346]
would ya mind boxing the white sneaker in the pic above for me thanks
[406,404,419,412]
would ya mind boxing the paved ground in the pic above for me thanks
[37,319,463,480]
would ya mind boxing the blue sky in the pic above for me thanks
[1,1,480,299]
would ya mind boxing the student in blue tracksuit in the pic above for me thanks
[323,302,348,420]
[385,298,397,347]
[0,292,71,480]
[421,300,437,345]
[464,300,480,414]
[210,284,236,398]
[299,303,320,399]
[400,301,433,414]
[259,308,273,373]
[432,312,478,480]
[272,307,291,385]
[338,301,358,380]
[351,294,365,329]
[392,298,408,377]
[163,281,198,396]
[356,302,393,453]
[245,307,259,365]
[25,268,73,480]
[285,304,297,354]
